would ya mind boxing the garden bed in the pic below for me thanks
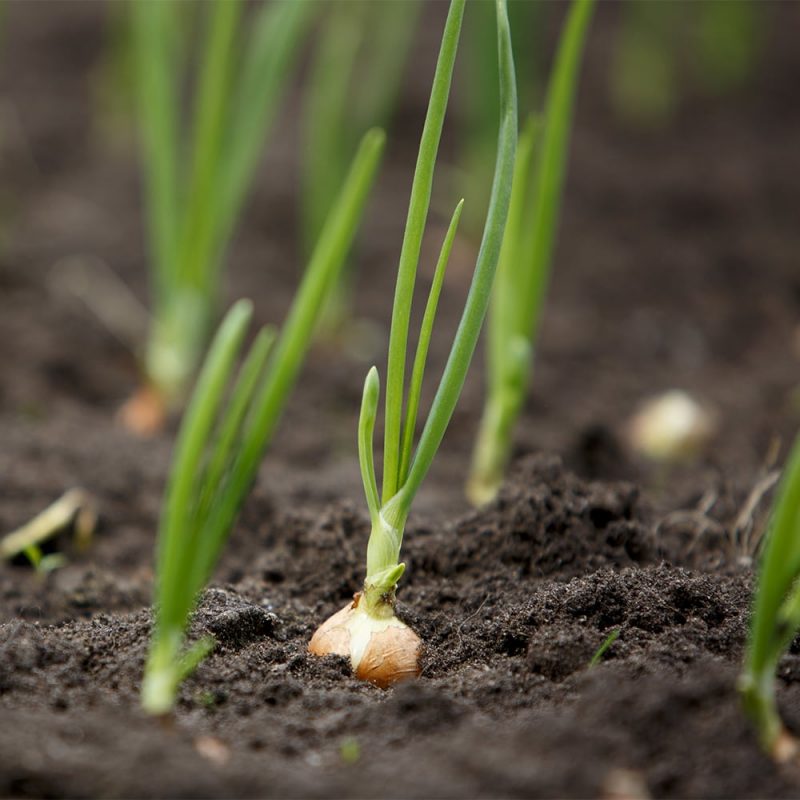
[2,2,800,797]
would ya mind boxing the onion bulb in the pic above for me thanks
[627,390,715,462]
[309,593,421,688]
[118,385,167,437]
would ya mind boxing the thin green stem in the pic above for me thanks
[193,327,276,533]
[358,367,381,523]
[465,341,529,507]
[132,0,179,306]
[399,200,464,485]
[741,433,800,751]
[488,116,538,392]
[156,300,252,634]
[178,0,240,295]
[399,0,517,515]
[382,0,466,504]
[518,0,594,344]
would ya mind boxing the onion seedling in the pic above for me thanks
[466,0,594,507]
[588,628,620,668]
[309,0,517,688]
[124,0,313,434]
[740,433,800,760]
[141,131,384,715]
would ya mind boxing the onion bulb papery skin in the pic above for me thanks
[308,593,421,688]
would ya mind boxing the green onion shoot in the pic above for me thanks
[466,0,594,507]
[740,433,800,761]
[308,0,517,688]
[123,0,313,434]
[588,628,620,669]
[141,131,384,715]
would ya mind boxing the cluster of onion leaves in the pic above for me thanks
[466,0,595,508]
[740,433,800,760]
[127,0,313,432]
[141,130,384,715]
[308,0,517,689]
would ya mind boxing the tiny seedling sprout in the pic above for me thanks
[467,0,594,507]
[589,629,620,668]
[141,131,384,714]
[125,0,313,433]
[309,0,517,688]
[740,433,800,760]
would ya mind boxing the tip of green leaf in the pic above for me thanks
[229,298,254,322]
[362,127,387,153]
[365,365,380,395]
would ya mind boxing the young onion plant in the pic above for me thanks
[309,0,517,688]
[125,0,313,434]
[740,433,800,760]
[466,0,594,507]
[141,131,384,715]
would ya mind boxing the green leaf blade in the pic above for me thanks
[359,367,381,522]
[132,0,181,305]
[399,0,518,514]
[382,0,466,504]
[193,326,276,536]
[177,0,242,296]
[518,0,595,344]
[156,299,252,635]
[399,199,464,485]
[488,115,539,392]
[188,129,385,577]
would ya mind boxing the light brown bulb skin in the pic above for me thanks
[309,593,421,689]
[118,385,168,437]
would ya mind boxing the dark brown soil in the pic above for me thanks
[3,1,800,797]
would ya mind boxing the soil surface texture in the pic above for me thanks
[3,2,800,798]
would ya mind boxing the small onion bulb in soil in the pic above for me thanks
[118,384,169,437]
[308,592,421,688]
[627,390,715,462]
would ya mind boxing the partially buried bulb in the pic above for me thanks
[308,592,421,688]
